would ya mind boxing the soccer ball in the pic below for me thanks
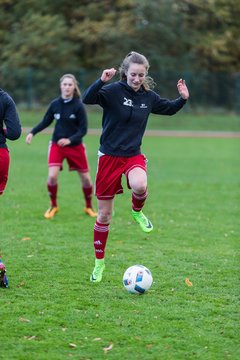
[123,264,153,294]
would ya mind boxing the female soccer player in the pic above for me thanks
[83,51,189,282]
[26,74,97,219]
[0,87,22,287]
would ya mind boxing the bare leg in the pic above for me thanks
[97,199,114,224]
[128,167,153,232]
[128,167,147,194]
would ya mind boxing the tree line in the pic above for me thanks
[0,0,239,74]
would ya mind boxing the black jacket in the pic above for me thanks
[31,97,87,146]
[0,89,22,149]
[83,79,187,156]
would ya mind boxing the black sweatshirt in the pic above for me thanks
[0,89,22,149]
[83,79,187,156]
[30,96,87,146]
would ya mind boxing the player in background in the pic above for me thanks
[26,74,97,219]
[0,87,22,287]
[83,51,189,282]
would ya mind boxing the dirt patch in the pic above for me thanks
[22,128,240,138]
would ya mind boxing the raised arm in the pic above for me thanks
[100,68,117,82]
[177,79,189,100]
[82,68,117,105]
[152,78,189,116]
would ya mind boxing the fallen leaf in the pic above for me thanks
[16,281,25,288]
[22,237,31,241]
[24,335,37,340]
[134,336,141,341]
[93,338,102,341]
[185,278,193,287]
[19,317,31,323]
[69,343,77,348]
[103,343,113,353]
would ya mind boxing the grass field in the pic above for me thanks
[1,128,239,359]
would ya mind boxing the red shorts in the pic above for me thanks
[0,148,10,195]
[48,142,89,172]
[95,153,147,200]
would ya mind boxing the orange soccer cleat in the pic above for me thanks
[84,207,98,217]
[44,206,59,219]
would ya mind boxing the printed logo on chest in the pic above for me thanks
[123,98,148,109]
[123,97,133,107]
[54,113,60,120]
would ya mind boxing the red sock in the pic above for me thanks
[94,221,110,259]
[132,190,148,212]
[82,186,93,208]
[47,183,58,207]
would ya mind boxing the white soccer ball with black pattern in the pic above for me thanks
[123,265,153,294]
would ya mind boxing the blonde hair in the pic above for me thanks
[119,51,155,90]
[60,74,81,97]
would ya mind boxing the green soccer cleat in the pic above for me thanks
[132,210,153,233]
[90,259,105,283]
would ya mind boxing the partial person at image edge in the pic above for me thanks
[0,87,22,288]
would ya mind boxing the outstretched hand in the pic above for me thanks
[177,79,189,100]
[101,68,117,83]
